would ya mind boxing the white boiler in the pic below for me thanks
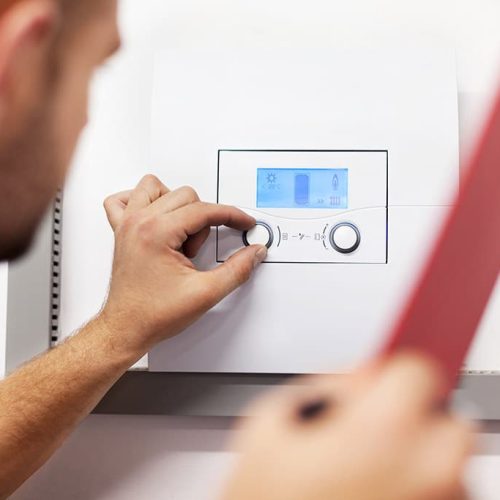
[146,49,459,374]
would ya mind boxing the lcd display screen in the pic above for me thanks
[257,168,348,209]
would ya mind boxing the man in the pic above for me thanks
[0,0,473,498]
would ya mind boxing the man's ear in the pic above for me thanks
[0,0,59,91]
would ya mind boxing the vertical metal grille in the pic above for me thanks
[50,191,63,347]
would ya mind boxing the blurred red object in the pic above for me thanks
[384,87,500,395]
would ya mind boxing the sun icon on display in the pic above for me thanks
[267,173,277,184]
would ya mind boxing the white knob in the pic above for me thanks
[330,223,361,254]
[243,222,274,248]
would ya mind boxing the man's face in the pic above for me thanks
[0,0,120,260]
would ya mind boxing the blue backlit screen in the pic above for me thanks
[257,168,348,209]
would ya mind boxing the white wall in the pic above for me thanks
[4,0,500,499]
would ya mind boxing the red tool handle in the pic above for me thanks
[383,87,500,395]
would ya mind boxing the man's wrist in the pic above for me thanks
[85,311,150,368]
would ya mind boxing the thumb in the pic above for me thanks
[204,245,267,305]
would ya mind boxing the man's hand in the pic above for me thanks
[221,354,474,500]
[101,174,267,354]
[0,175,266,498]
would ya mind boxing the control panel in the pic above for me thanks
[217,150,388,264]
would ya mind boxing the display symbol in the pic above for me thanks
[295,174,310,206]
[332,174,339,191]
[267,173,277,184]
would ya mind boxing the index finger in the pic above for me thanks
[104,190,132,230]
[170,202,256,236]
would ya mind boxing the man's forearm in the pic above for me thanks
[0,317,141,499]
[0,177,264,499]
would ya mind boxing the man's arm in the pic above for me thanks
[0,318,141,498]
[0,175,267,498]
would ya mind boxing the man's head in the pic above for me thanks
[0,0,120,259]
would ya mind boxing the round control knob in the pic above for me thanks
[330,223,361,254]
[243,221,274,249]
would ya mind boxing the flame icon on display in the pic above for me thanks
[332,174,339,191]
